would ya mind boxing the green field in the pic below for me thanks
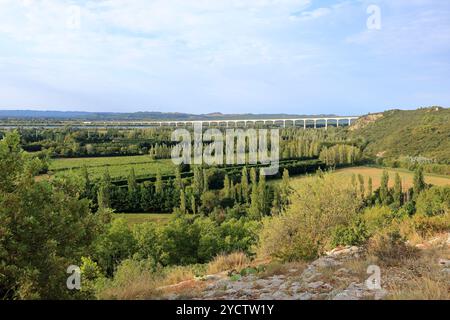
[48,155,176,180]
[114,213,173,226]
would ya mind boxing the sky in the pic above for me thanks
[0,0,449,115]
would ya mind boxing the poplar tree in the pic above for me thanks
[192,166,203,195]
[98,169,112,209]
[393,173,402,207]
[179,189,186,214]
[155,170,163,195]
[191,195,196,214]
[358,174,365,199]
[367,177,373,198]
[241,166,250,203]
[223,174,231,198]
[280,169,291,208]
[202,169,209,192]
[175,165,183,192]
[258,173,267,216]
[380,170,389,204]
[413,166,426,197]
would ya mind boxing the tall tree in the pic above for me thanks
[179,189,187,214]
[380,170,389,205]
[393,173,403,208]
[258,173,268,216]
[0,132,102,299]
[367,177,373,199]
[413,166,426,197]
[223,174,231,198]
[98,169,112,209]
[174,165,183,192]
[127,168,141,211]
[241,166,249,203]
[155,170,163,195]
[202,169,209,192]
[192,166,203,196]
[358,174,365,199]
[280,169,291,209]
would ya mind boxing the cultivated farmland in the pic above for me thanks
[48,155,176,180]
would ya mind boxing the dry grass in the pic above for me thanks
[97,260,203,300]
[289,166,450,191]
[333,166,450,189]
[398,213,450,245]
[386,248,449,300]
[207,252,251,275]
[159,266,198,287]
[367,232,419,267]
[258,261,306,278]
[97,270,160,300]
[389,277,450,300]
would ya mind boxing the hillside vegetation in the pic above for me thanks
[350,107,450,164]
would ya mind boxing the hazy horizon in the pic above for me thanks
[1,0,449,115]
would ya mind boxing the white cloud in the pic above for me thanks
[289,7,331,21]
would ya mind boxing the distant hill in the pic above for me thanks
[349,107,450,163]
[0,110,338,121]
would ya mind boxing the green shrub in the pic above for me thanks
[94,218,137,276]
[367,230,418,266]
[415,186,450,217]
[330,218,368,247]
[258,174,362,261]
[362,205,394,235]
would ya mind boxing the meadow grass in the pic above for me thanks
[48,156,176,180]
[288,166,450,190]
[114,213,172,226]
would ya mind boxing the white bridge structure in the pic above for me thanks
[128,116,360,129]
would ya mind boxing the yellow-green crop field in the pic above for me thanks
[48,155,176,180]
[289,166,450,190]
[114,213,173,226]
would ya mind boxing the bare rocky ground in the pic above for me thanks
[160,234,450,300]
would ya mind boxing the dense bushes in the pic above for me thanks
[415,186,450,216]
[93,214,260,276]
[259,167,449,263]
[0,132,105,299]
[258,174,363,261]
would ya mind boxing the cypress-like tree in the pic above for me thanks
[191,195,196,214]
[413,166,426,197]
[223,174,231,198]
[127,168,138,194]
[393,173,402,207]
[367,177,373,198]
[175,165,183,192]
[280,169,291,208]
[258,173,267,216]
[241,166,249,203]
[202,169,209,192]
[380,170,389,204]
[155,170,163,195]
[98,169,112,209]
[179,189,186,214]
[358,174,365,199]
[192,166,203,195]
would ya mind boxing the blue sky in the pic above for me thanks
[0,0,449,115]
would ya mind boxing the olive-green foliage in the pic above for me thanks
[117,214,260,268]
[362,205,395,235]
[0,132,103,299]
[258,173,363,261]
[415,186,450,217]
[350,107,450,163]
[94,218,137,276]
[330,218,368,247]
